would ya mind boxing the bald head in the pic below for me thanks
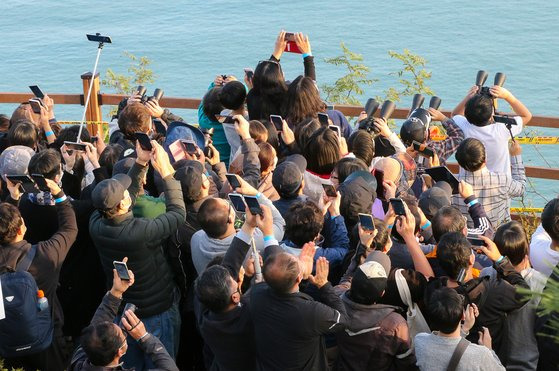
[263,252,301,294]
[374,157,401,183]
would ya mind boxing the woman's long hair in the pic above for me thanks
[284,76,323,125]
[250,60,288,119]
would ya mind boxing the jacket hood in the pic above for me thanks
[341,292,399,335]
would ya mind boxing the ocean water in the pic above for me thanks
[1,0,558,205]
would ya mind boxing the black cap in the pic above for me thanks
[92,174,132,210]
[400,108,431,147]
[174,160,205,204]
[112,157,136,176]
[418,181,452,220]
[272,154,306,198]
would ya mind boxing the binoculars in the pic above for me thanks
[358,99,396,134]
[136,86,164,103]
[475,70,506,98]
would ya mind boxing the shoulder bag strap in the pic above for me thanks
[15,245,38,272]
[395,269,413,308]
[446,337,470,371]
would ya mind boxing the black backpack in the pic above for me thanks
[0,245,53,357]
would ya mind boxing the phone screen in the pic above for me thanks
[244,68,254,80]
[358,213,375,231]
[318,113,329,126]
[228,194,246,213]
[270,115,283,131]
[134,132,153,151]
[424,166,460,194]
[243,195,263,215]
[226,174,241,189]
[390,198,406,216]
[29,99,42,114]
[29,85,45,99]
[181,140,197,155]
[113,261,131,280]
[468,237,486,247]
[31,174,49,192]
[322,183,337,197]
[63,141,87,152]
[328,125,340,137]
[373,169,385,200]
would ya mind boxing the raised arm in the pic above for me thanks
[507,142,526,197]
[396,204,434,279]
[452,85,479,117]
[234,115,261,188]
[428,111,465,164]
[490,86,532,126]
[459,180,494,238]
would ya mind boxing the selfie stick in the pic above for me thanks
[77,34,111,142]
[251,238,263,283]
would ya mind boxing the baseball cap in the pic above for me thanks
[112,157,136,176]
[0,145,35,181]
[174,160,205,204]
[92,173,132,210]
[418,181,452,220]
[400,107,431,147]
[350,251,391,304]
[164,121,205,161]
[272,154,307,198]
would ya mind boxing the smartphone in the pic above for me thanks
[228,193,246,213]
[390,198,406,216]
[226,173,241,189]
[153,119,167,136]
[113,261,131,281]
[322,183,337,197]
[64,141,87,152]
[86,34,112,44]
[119,302,137,328]
[269,115,283,132]
[6,174,38,193]
[318,112,329,126]
[284,32,302,54]
[358,213,375,231]
[412,141,435,158]
[29,85,45,99]
[244,68,254,80]
[329,125,340,137]
[326,104,334,111]
[468,237,486,247]
[29,99,42,114]
[244,195,263,216]
[134,132,153,151]
[31,174,50,192]
[372,168,385,200]
[181,140,198,155]
[424,166,460,194]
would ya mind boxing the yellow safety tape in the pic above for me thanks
[511,207,544,213]
[57,121,109,125]
[430,135,559,144]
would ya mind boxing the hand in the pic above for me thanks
[42,95,55,120]
[243,253,263,278]
[127,94,142,106]
[60,145,77,171]
[38,103,51,129]
[234,115,251,140]
[135,140,152,166]
[272,30,287,60]
[395,203,416,241]
[206,143,220,166]
[462,303,479,333]
[224,75,238,83]
[255,204,274,237]
[405,144,419,159]
[308,257,329,288]
[233,176,259,196]
[357,111,367,123]
[150,141,174,178]
[339,137,348,156]
[5,178,21,200]
[298,242,316,280]
[93,135,106,156]
[384,204,396,226]
[214,75,225,86]
[427,152,440,168]
[358,224,378,249]
[327,191,341,217]
[428,108,447,122]
[489,86,512,101]
[373,118,392,138]
[121,310,147,341]
[467,85,479,98]
[383,179,397,201]
[44,178,62,195]
[509,140,522,156]
[294,33,311,55]
[478,327,492,349]
[280,119,295,145]
[417,207,428,228]
[459,180,474,199]
[145,100,164,118]
[243,203,259,228]
[110,257,134,297]
[82,142,100,168]
[479,236,503,263]
[244,71,253,90]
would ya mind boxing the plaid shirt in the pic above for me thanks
[417,118,465,174]
[452,155,526,227]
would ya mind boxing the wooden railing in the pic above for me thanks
[1,73,559,183]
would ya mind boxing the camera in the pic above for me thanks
[476,70,506,98]
[136,86,164,103]
[358,99,395,134]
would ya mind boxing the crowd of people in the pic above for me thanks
[0,30,558,371]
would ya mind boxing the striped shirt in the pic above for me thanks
[452,155,526,228]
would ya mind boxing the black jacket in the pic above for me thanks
[249,279,348,370]
[89,162,186,317]
[194,233,259,371]
[69,291,178,371]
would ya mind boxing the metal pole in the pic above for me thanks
[77,43,104,141]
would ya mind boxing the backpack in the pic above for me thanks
[0,245,53,357]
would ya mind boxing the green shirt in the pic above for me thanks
[132,194,166,219]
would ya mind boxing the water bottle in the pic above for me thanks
[37,290,48,311]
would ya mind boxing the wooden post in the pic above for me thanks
[80,72,103,137]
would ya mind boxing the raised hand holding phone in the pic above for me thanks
[110,257,134,298]
[272,30,288,60]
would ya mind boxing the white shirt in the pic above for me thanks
[530,224,559,277]
[452,115,523,176]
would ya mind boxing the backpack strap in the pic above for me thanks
[446,337,470,371]
[15,245,38,272]
[395,269,413,308]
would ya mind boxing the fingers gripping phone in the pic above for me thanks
[134,132,153,151]
[358,213,375,231]
[270,115,283,132]
[31,174,50,192]
[64,141,87,151]
[29,85,45,99]
[29,99,43,114]
[180,140,198,155]
[390,198,406,216]
[284,32,302,54]
[322,183,337,197]
[318,112,329,126]
[228,193,246,213]
[244,68,254,80]
[226,173,242,189]
[113,261,131,281]
[243,195,263,216]
[6,174,39,193]
[412,141,435,158]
